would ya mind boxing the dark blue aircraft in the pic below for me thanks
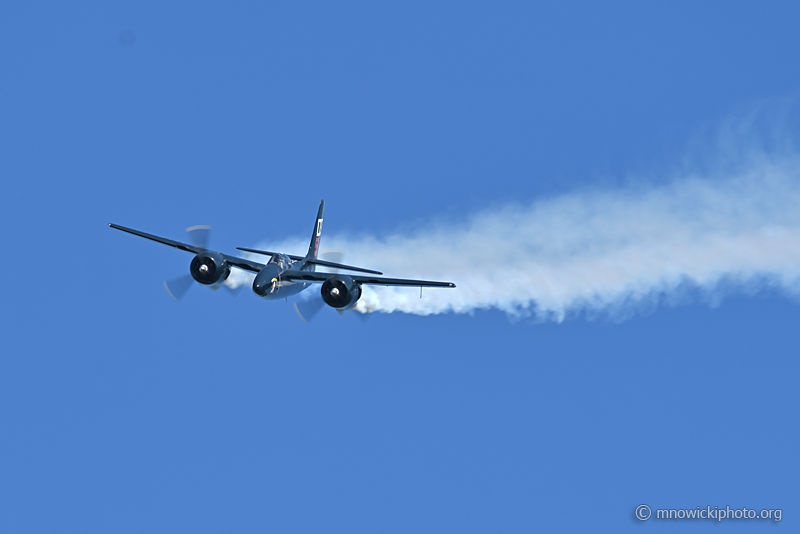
[109,200,455,319]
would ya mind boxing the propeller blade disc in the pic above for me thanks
[293,297,326,323]
[352,309,372,323]
[320,249,344,263]
[221,282,243,298]
[319,249,345,273]
[164,274,195,302]
[186,225,212,249]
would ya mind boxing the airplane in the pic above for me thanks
[109,200,455,319]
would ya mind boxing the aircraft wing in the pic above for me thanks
[280,269,456,288]
[109,223,266,274]
[220,254,266,274]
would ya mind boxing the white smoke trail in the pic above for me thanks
[228,152,800,320]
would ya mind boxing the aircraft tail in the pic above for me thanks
[306,200,325,266]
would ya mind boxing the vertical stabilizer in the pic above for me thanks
[306,200,325,267]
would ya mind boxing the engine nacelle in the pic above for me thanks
[190,252,230,285]
[321,274,362,309]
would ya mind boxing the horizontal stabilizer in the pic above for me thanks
[236,247,305,261]
[236,247,382,274]
[305,258,382,275]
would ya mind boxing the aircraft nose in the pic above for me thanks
[253,275,277,297]
[253,281,267,296]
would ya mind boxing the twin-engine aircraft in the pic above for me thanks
[109,200,455,318]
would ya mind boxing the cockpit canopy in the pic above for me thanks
[269,253,290,269]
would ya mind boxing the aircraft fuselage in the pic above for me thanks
[252,254,311,299]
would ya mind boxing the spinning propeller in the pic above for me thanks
[163,225,241,301]
[293,250,372,323]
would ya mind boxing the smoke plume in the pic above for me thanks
[228,151,800,320]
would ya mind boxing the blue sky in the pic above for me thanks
[2,2,799,531]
